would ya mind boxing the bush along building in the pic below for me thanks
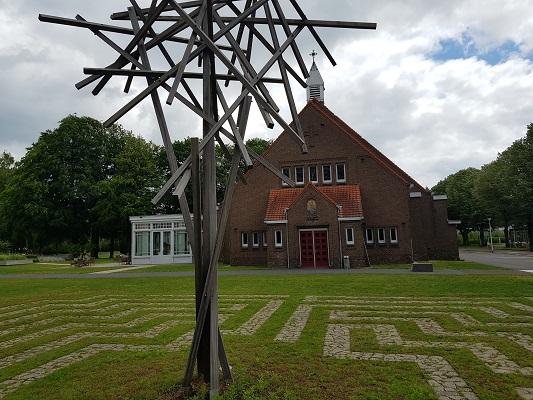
[220,61,459,268]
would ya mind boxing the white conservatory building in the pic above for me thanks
[129,214,192,265]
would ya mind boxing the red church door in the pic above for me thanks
[299,229,329,268]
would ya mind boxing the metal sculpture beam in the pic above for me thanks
[40,1,376,397]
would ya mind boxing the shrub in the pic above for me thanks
[0,241,11,253]
[0,254,27,261]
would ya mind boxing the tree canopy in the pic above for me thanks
[432,123,533,250]
[0,117,276,256]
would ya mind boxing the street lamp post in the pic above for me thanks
[488,218,494,253]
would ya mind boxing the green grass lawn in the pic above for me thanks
[0,259,505,275]
[0,268,532,399]
[370,260,504,270]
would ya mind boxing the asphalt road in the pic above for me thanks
[460,249,533,271]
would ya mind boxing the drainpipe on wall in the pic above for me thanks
[285,208,290,268]
[337,205,343,268]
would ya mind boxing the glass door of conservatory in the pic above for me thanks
[152,231,173,264]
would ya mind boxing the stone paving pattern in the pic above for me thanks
[0,295,532,399]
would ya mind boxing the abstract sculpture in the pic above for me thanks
[39,1,375,396]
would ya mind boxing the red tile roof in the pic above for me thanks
[265,183,364,221]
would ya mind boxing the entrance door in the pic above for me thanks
[299,229,329,268]
[152,231,173,264]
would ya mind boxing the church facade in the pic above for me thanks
[220,63,459,268]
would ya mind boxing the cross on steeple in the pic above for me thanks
[310,50,318,61]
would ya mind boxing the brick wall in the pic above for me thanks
[221,100,458,267]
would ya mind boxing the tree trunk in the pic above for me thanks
[91,228,99,258]
[461,228,469,246]
[503,222,510,248]
[479,227,485,247]
[527,217,533,253]
[109,234,115,259]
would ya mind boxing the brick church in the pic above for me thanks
[220,61,459,268]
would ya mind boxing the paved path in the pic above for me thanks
[0,266,529,279]
[460,248,533,272]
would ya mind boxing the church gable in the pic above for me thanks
[260,100,426,193]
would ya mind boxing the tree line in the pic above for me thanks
[431,123,533,251]
[0,115,270,258]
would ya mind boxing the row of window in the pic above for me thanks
[363,227,398,245]
[242,227,398,250]
[242,231,283,249]
[282,163,346,186]
[134,231,190,257]
[134,222,186,230]
[344,227,398,245]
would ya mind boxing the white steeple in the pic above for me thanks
[306,51,325,102]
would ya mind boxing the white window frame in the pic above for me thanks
[389,227,398,244]
[134,231,150,256]
[252,231,259,248]
[241,232,249,249]
[262,231,267,247]
[336,163,346,183]
[295,166,304,185]
[365,228,374,244]
[281,166,290,186]
[308,165,318,184]
[274,230,283,248]
[345,227,355,245]
[322,164,332,184]
[377,227,386,244]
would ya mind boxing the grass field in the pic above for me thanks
[0,262,532,399]
[0,259,505,275]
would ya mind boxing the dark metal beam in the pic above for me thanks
[83,67,285,83]
[154,16,377,30]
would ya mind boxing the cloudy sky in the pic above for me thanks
[1,0,532,188]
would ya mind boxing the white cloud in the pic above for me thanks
[1,0,533,188]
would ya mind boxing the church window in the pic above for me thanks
[377,228,386,244]
[275,230,283,248]
[309,165,318,183]
[365,228,374,245]
[322,165,332,184]
[336,163,346,183]
[281,166,290,186]
[295,166,304,185]
[346,227,354,245]
[390,227,398,244]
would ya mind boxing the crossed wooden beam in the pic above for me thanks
[40,1,375,397]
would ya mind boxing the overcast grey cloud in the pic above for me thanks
[1,0,532,188]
